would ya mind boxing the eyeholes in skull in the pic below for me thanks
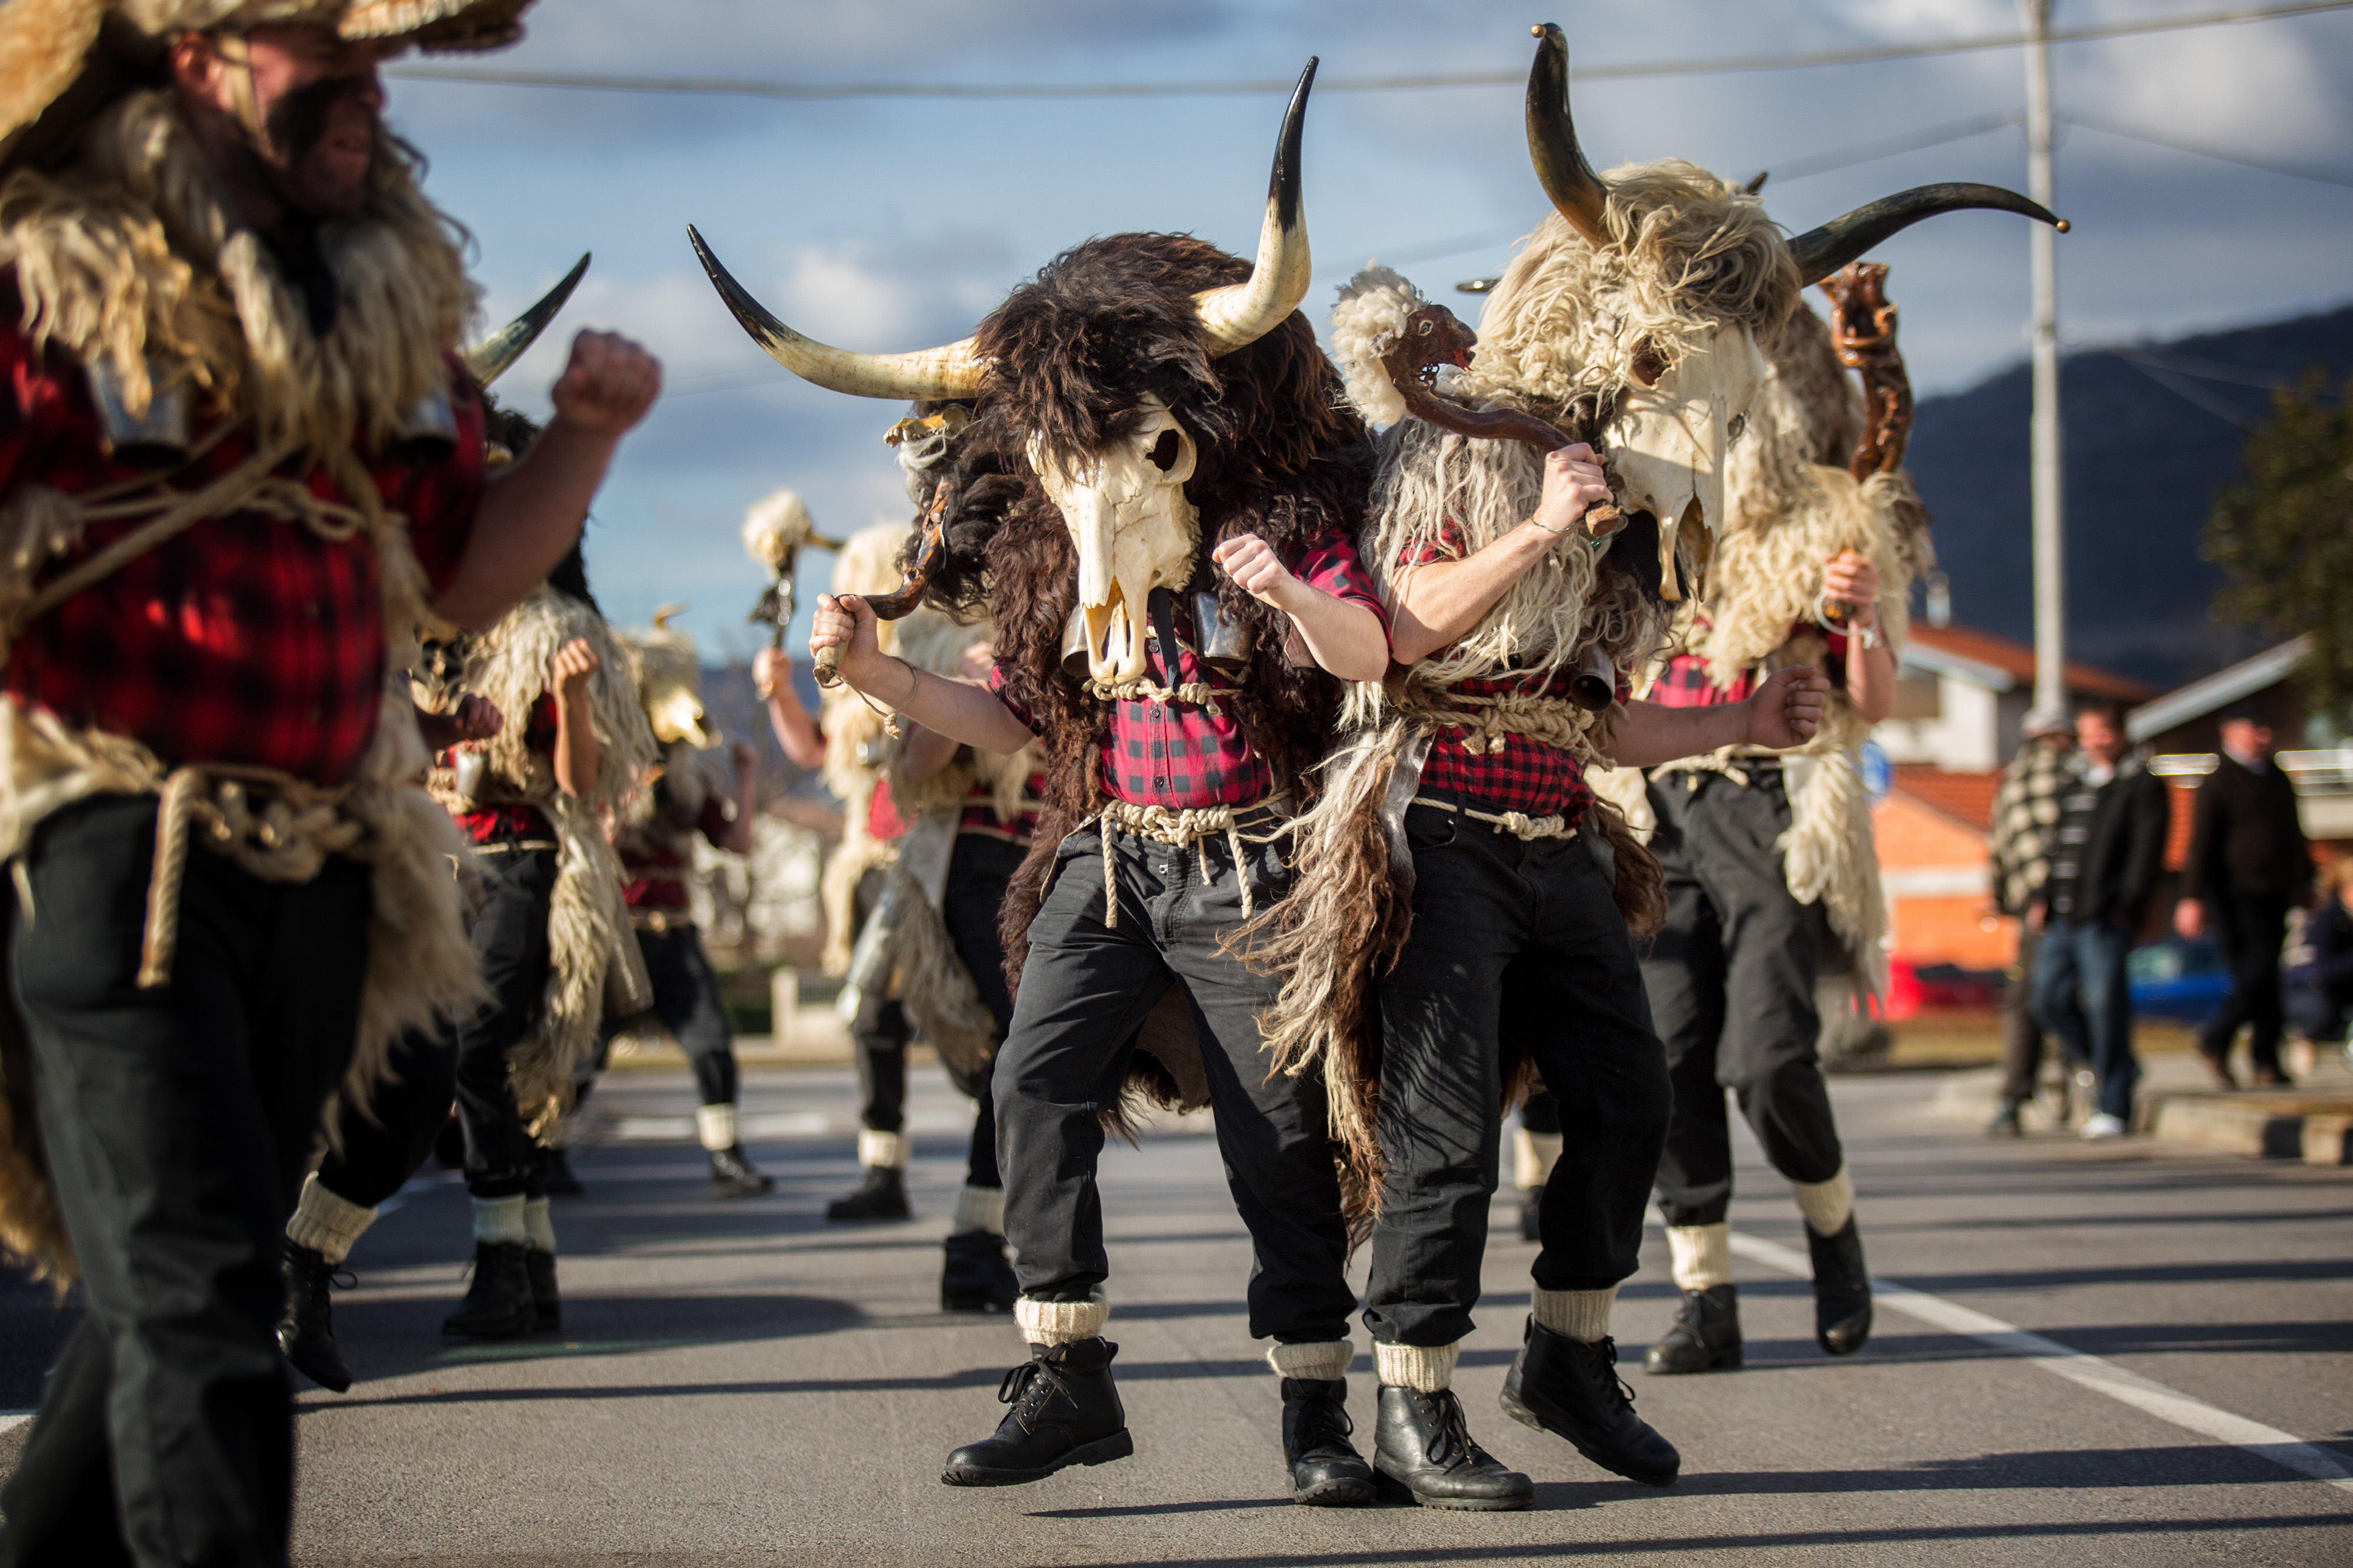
[1632,338,1667,388]
[1148,428,1182,473]
[1725,411,1748,446]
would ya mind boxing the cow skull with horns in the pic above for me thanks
[686,64,1322,690]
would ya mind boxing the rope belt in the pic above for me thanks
[1394,686,1604,765]
[1651,751,1784,790]
[1409,795,1578,842]
[1095,796,1293,926]
[1084,676,1225,717]
[139,765,362,989]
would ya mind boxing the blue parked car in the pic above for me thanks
[2127,939,2233,1024]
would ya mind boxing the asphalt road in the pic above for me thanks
[3,1064,2349,1567]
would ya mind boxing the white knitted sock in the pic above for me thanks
[1266,1338,1354,1382]
[522,1197,556,1254]
[1014,1295,1107,1346]
[284,1173,375,1266]
[858,1128,908,1170]
[471,1194,526,1246]
[1667,1223,1735,1292]
[1374,1340,1459,1393]
[951,1185,1005,1235]
[1794,1165,1855,1236]
[1531,1285,1618,1343]
[696,1103,738,1153]
[1513,1127,1564,1190]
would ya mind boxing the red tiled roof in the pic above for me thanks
[1907,623,2159,703]
[1889,765,2001,830]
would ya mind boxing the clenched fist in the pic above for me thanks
[552,636,601,701]
[550,330,662,438]
[1743,664,1829,750]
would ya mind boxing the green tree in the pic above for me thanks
[2204,371,2353,727]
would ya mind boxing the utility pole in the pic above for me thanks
[2022,0,2065,717]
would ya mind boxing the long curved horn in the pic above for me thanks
[1193,59,1317,356]
[685,225,987,401]
[1525,23,1611,249]
[462,252,589,386]
[1788,184,2069,285]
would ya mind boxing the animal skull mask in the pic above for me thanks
[1606,325,1768,599]
[1029,401,1201,685]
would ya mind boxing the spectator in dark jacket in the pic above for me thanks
[2173,705,2312,1086]
[2029,699,2173,1138]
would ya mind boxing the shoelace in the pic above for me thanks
[1292,1390,1355,1451]
[996,1357,1070,1427]
[296,1265,356,1314]
[1574,1336,1639,1413]
[1419,1389,1480,1470]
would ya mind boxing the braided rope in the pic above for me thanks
[1408,794,1576,842]
[1085,676,1224,717]
[1094,798,1294,926]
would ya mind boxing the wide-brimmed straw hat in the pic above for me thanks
[1,0,533,175]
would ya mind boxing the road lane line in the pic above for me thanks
[1724,1229,2353,1494]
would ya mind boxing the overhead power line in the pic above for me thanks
[386,0,2353,102]
[2058,112,2353,189]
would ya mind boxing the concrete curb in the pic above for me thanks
[1931,1063,2353,1164]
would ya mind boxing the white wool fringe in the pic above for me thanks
[856,1129,906,1170]
[285,1173,375,1266]
[741,488,814,573]
[1374,1340,1459,1393]
[522,1196,555,1254]
[1794,1165,1855,1237]
[951,1185,1005,1236]
[1667,1223,1734,1292]
[1327,264,1425,430]
[1531,1286,1618,1344]
[1267,1338,1355,1382]
[471,1194,526,1247]
[1015,1296,1107,1347]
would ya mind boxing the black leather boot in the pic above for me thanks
[709,1145,774,1199]
[524,1246,561,1333]
[1807,1219,1873,1356]
[442,1241,536,1338]
[1281,1378,1374,1506]
[1499,1318,1680,1486]
[941,1337,1133,1486]
[541,1148,584,1197]
[1370,1384,1532,1510]
[278,1242,354,1393]
[941,1230,1019,1313]
[826,1165,909,1222]
[1644,1285,1742,1374]
[1518,1186,1544,1243]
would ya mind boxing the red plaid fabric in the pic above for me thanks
[1647,629,1848,709]
[0,314,483,785]
[621,793,733,911]
[991,530,1384,809]
[1399,520,1627,819]
[449,694,557,844]
[958,770,1048,845]
[865,775,906,842]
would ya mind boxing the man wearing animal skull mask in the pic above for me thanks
[741,65,1396,1503]
[1269,25,2059,1509]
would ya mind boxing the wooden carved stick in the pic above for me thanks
[814,487,951,690]
[1819,261,1914,481]
[1380,303,1625,538]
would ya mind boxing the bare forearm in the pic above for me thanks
[1277,592,1388,682]
[1844,637,1898,724]
[1391,523,1558,665]
[900,722,962,784]
[552,698,601,799]
[841,655,1034,755]
[433,419,621,630]
[1601,699,1756,769]
[764,691,825,769]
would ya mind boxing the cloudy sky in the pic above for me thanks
[385,0,2353,658]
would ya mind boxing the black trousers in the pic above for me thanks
[1365,798,1671,1349]
[0,795,371,1568]
[941,833,1022,1189]
[452,844,555,1201]
[1644,770,1846,1229]
[316,1029,456,1211]
[994,822,1355,1343]
[635,926,737,1107]
[2202,893,2291,1075]
[848,867,913,1137]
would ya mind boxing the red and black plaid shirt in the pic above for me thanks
[991,531,1385,810]
[1647,630,1847,710]
[959,770,1048,845]
[449,693,556,844]
[0,313,484,785]
[1401,520,1628,819]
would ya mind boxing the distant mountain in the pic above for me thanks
[1906,303,2353,689]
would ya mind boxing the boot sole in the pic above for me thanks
[939,1429,1134,1486]
[1497,1387,1679,1487]
[1292,1473,1377,1507]
[1372,1467,1531,1511]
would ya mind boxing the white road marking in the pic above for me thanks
[611,1109,965,1142]
[1724,1229,2353,1494]
[0,1412,31,1434]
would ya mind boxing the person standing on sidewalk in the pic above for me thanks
[2029,700,2172,1139]
[2174,703,2311,1087]
[1985,707,2078,1133]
